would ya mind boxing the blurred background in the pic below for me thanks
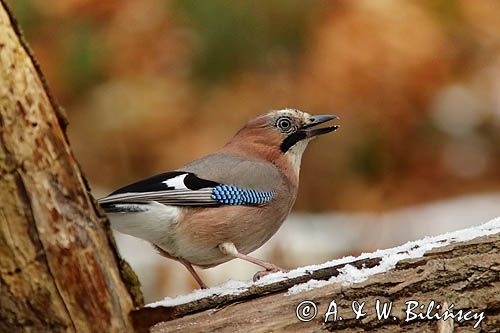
[8,0,500,302]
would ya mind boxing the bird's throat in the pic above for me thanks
[283,140,309,176]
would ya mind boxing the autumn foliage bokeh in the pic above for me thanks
[11,0,500,212]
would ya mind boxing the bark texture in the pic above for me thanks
[139,233,499,333]
[0,2,141,332]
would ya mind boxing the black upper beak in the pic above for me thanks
[301,114,339,137]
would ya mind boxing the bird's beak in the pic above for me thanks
[301,114,339,138]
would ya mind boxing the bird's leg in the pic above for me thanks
[218,242,285,281]
[179,258,208,289]
[153,244,208,289]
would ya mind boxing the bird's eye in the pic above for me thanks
[276,117,293,132]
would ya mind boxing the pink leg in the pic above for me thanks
[179,258,208,289]
[232,252,283,271]
[154,245,208,289]
[218,242,285,281]
[233,253,285,282]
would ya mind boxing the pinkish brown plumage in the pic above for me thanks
[99,109,339,289]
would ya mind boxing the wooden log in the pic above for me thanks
[0,2,142,332]
[135,230,499,332]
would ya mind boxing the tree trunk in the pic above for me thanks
[0,2,142,332]
[136,230,499,332]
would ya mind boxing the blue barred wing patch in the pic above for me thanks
[99,171,277,208]
[211,184,276,205]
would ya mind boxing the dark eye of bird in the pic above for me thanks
[276,117,293,132]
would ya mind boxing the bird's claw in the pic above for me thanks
[252,266,285,282]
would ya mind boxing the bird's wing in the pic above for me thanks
[98,170,277,207]
[180,153,283,192]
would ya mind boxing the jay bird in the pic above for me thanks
[98,109,338,289]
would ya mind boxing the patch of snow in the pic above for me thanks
[286,216,499,295]
[280,193,500,265]
[146,217,499,307]
[147,280,249,308]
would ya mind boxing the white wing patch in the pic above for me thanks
[162,173,188,190]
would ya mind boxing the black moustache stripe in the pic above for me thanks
[280,131,306,153]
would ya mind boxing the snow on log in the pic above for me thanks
[132,217,500,332]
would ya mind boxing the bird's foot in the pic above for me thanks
[252,266,285,282]
[218,243,287,282]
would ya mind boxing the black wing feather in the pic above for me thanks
[99,171,221,207]
[110,171,219,195]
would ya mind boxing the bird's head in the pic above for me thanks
[224,109,339,173]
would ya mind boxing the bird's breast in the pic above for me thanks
[171,189,296,267]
